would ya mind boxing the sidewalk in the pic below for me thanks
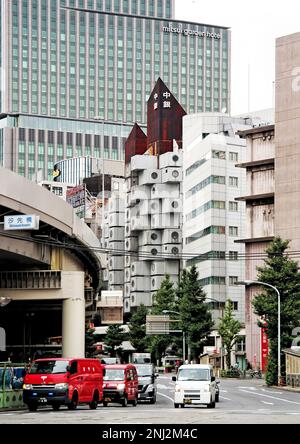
[269,385,300,393]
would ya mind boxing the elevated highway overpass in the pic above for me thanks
[0,167,103,359]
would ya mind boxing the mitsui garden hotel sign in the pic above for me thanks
[163,22,222,40]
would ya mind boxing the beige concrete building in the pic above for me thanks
[275,32,300,252]
[237,125,275,369]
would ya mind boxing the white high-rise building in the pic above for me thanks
[182,113,253,325]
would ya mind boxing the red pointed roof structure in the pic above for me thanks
[147,78,186,156]
[125,123,147,165]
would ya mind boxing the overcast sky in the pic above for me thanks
[175,0,300,115]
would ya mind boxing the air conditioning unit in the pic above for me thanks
[131,185,152,202]
[125,237,139,252]
[139,169,162,186]
[109,227,125,242]
[109,198,125,214]
[108,256,124,271]
[151,275,178,291]
[124,267,131,283]
[149,199,161,215]
[151,261,180,276]
[124,298,131,314]
[162,167,183,184]
[125,223,132,237]
[108,241,124,253]
[124,283,131,298]
[131,215,151,231]
[109,213,125,227]
[109,271,124,286]
[131,277,150,292]
[159,151,183,169]
[131,292,152,307]
[136,199,151,216]
[138,230,162,246]
[162,229,182,244]
[139,245,162,261]
[131,261,151,277]
[151,213,181,229]
[163,244,182,257]
[151,276,165,291]
[151,184,180,200]
[131,155,158,172]
[161,198,182,214]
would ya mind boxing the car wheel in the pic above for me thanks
[27,402,38,412]
[52,403,61,411]
[181,404,185,408]
[215,394,220,403]
[174,403,180,409]
[121,396,128,408]
[89,393,99,410]
[207,398,216,409]
[103,401,108,407]
[132,398,138,407]
[150,396,157,405]
[67,393,78,410]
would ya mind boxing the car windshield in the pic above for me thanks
[178,368,210,382]
[103,369,124,381]
[136,365,153,377]
[29,360,69,375]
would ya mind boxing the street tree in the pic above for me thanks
[252,237,300,386]
[218,299,242,369]
[179,266,213,362]
[85,323,97,358]
[150,275,177,364]
[104,325,126,358]
[128,304,150,352]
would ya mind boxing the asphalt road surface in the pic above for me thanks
[1,377,300,424]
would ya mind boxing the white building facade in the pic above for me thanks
[182,114,252,325]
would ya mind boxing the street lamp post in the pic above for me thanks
[238,280,281,386]
[162,310,186,362]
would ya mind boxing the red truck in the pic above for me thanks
[23,358,104,411]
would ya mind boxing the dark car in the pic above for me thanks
[135,364,157,404]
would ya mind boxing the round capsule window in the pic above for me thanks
[151,172,158,180]
[151,233,158,241]
[172,170,180,178]
[172,155,179,163]
[151,249,158,256]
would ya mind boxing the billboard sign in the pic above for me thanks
[66,184,86,219]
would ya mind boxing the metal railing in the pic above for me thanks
[0,271,62,290]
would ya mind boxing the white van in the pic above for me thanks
[172,364,217,409]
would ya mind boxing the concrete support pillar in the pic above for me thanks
[62,272,85,358]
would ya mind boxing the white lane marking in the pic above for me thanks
[157,392,174,403]
[239,389,300,406]
[220,396,232,401]
[261,401,274,406]
[262,388,283,395]
[238,387,258,391]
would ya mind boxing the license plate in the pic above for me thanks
[39,398,47,404]
[184,399,192,404]
[104,398,111,402]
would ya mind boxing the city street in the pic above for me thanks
[1,378,300,424]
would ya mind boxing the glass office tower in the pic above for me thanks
[0,0,230,180]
